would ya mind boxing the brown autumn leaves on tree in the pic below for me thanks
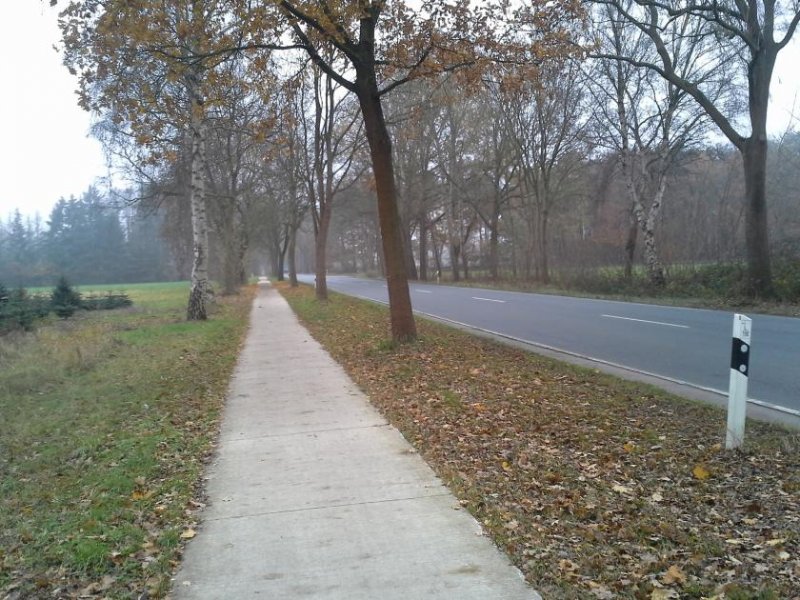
[57,0,252,320]
[243,1,586,341]
[55,0,584,341]
[54,0,800,334]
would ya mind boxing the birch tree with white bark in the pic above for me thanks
[591,0,800,296]
[59,0,245,319]
[589,5,712,286]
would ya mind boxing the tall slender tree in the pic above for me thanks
[589,6,712,286]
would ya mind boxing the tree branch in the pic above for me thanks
[289,22,357,93]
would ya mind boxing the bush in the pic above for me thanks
[51,276,82,319]
[556,261,800,305]
[81,292,133,311]
[773,258,800,303]
[0,286,49,333]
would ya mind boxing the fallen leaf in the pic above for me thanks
[180,528,196,540]
[661,565,686,585]
[766,538,786,547]
[651,588,679,600]
[623,441,636,453]
[131,490,154,501]
[612,483,632,494]
[651,492,664,502]
[558,559,579,572]
[692,464,710,480]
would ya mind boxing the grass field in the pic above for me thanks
[0,282,254,599]
[278,282,800,600]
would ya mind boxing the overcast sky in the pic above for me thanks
[1,2,798,222]
[0,2,109,221]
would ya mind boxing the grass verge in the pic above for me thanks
[427,275,800,318]
[277,281,799,600]
[0,282,254,599]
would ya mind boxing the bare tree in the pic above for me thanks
[238,0,582,341]
[476,89,522,280]
[500,61,589,284]
[297,57,363,300]
[593,0,800,295]
[205,60,280,295]
[589,6,712,286]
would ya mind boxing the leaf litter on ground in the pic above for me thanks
[278,282,800,600]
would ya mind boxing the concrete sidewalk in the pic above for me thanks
[171,282,540,599]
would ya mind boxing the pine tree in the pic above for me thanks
[51,276,82,318]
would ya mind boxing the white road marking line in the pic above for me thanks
[601,314,689,329]
[414,289,433,294]
[473,297,506,303]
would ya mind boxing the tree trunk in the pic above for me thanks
[642,183,666,287]
[742,137,773,296]
[419,216,429,281]
[403,221,418,280]
[450,243,461,282]
[489,212,499,280]
[642,227,665,287]
[187,101,209,321]
[315,204,332,300]
[525,212,536,280]
[288,226,299,287]
[220,205,240,295]
[538,210,550,285]
[355,74,416,342]
[270,240,281,279]
[624,207,638,280]
[237,229,248,285]
[222,236,240,294]
[432,235,442,280]
[632,176,667,288]
[277,252,285,282]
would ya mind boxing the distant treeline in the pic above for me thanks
[0,187,177,287]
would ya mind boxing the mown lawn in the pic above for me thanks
[0,282,254,599]
[278,282,799,600]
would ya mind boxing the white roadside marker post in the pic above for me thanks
[726,314,752,450]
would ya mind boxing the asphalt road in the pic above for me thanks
[298,275,800,415]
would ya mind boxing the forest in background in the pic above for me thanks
[3,98,799,302]
[0,188,175,287]
[91,76,800,304]
[2,0,797,337]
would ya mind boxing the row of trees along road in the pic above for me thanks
[55,0,800,343]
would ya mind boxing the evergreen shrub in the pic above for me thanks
[81,292,133,311]
[51,277,82,318]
